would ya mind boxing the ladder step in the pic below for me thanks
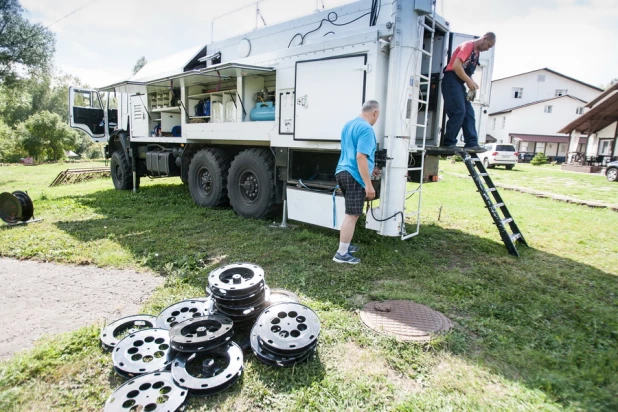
[510,233,522,242]
[492,202,505,208]
[469,157,482,162]
[405,211,420,217]
[501,217,513,224]
[487,187,497,192]
[417,73,430,81]
[408,167,423,171]
[419,48,431,57]
[477,173,489,177]
[420,22,435,33]
[412,98,429,105]
[406,189,421,195]
[413,123,427,128]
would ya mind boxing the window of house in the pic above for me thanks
[520,142,529,152]
[536,142,545,153]
[544,105,553,113]
[555,89,568,97]
[512,87,523,99]
[576,107,584,115]
[492,118,496,130]
[537,74,546,82]
[501,116,506,129]
[599,140,611,155]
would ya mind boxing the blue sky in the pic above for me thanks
[21,0,618,88]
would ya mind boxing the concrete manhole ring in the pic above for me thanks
[359,300,453,342]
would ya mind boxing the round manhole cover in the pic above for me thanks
[359,300,452,342]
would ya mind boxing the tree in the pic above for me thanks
[19,111,78,162]
[0,0,55,84]
[0,119,22,162]
[133,56,147,75]
[604,78,618,90]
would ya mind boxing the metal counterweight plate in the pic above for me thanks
[169,315,234,352]
[208,263,265,298]
[251,333,317,367]
[172,342,244,396]
[208,285,267,306]
[252,302,320,356]
[113,328,175,377]
[156,299,210,330]
[100,314,157,350]
[12,191,34,221]
[268,288,300,304]
[104,371,187,412]
[359,300,453,342]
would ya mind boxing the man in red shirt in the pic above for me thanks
[441,32,496,151]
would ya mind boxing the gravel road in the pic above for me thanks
[0,257,163,360]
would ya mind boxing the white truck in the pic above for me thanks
[69,0,494,239]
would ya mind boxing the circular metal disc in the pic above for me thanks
[209,285,267,306]
[169,315,234,352]
[208,263,265,298]
[251,332,317,368]
[101,314,157,350]
[104,371,187,412]
[171,342,244,396]
[12,191,33,221]
[268,288,300,304]
[252,303,320,356]
[156,299,209,330]
[0,192,21,224]
[113,328,175,376]
[359,300,453,342]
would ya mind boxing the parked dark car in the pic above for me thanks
[606,160,618,182]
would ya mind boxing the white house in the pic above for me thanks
[487,68,603,160]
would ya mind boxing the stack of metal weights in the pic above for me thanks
[100,263,319,412]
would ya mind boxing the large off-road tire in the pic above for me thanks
[188,148,230,207]
[110,150,139,190]
[227,148,275,219]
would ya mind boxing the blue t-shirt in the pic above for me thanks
[335,117,376,187]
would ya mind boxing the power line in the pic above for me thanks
[45,0,99,29]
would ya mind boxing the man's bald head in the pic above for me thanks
[477,32,496,52]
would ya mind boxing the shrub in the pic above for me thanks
[451,154,463,162]
[530,152,549,166]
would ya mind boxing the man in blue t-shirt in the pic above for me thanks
[333,100,380,265]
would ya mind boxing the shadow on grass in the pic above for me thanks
[54,184,618,410]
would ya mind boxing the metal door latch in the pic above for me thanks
[296,95,308,109]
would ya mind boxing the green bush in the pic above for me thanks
[451,154,463,162]
[530,152,549,166]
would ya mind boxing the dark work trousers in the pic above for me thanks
[441,71,478,147]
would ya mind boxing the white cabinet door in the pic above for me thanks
[294,55,366,141]
[130,95,149,138]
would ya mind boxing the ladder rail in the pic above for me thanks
[401,3,436,240]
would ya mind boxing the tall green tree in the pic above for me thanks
[19,111,78,161]
[133,56,147,75]
[0,0,55,84]
[0,118,22,162]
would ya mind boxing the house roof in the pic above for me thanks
[485,134,497,142]
[558,91,618,134]
[585,82,618,108]
[509,133,589,143]
[492,68,604,92]
[489,95,588,116]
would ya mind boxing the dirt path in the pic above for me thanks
[0,258,163,360]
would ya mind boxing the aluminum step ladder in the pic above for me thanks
[402,2,436,240]
[463,152,528,256]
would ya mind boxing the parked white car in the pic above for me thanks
[479,143,518,170]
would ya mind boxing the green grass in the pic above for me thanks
[440,160,618,205]
[1,161,617,411]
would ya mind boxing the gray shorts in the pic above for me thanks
[336,171,365,216]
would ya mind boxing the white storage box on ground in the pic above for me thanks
[286,187,346,230]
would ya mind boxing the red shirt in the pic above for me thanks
[445,40,478,73]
